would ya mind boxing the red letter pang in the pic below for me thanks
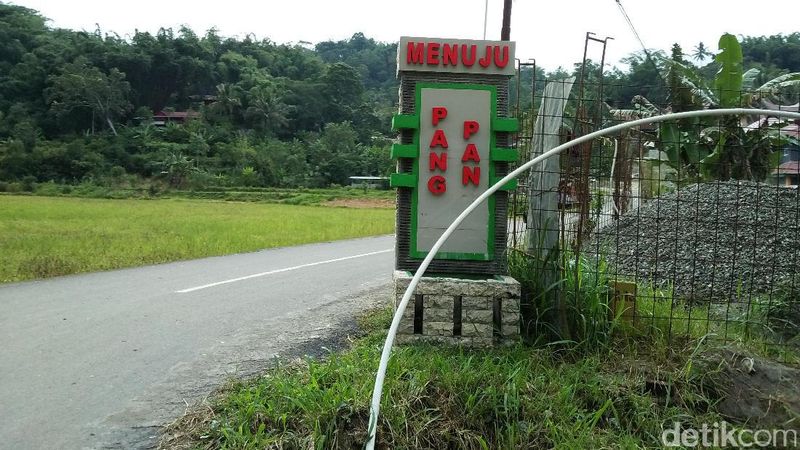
[463,120,479,140]
[429,152,447,172]
[429,129,449,149]
[432,107,447,126]
[428,175,446,194]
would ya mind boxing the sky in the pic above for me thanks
[8,0,800,71]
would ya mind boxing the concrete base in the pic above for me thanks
[392,270,521,347]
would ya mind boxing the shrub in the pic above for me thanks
[21,175,37,192]
[34,181,60,196]
[5,182,23,193]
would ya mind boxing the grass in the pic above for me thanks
[162,307,726,449]
[159,250,798,448]
[6,181,395,206]
[508,246,799,363]
[0,195,394,282]
[625,284,800,364]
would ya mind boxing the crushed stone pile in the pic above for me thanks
[595,181,800,301]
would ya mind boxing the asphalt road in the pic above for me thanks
[0,235,394,449]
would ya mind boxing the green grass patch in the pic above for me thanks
[0,195,394,282]
[4,181,396,206]
[163,308,725,449]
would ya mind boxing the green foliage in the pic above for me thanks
[1,4,798,190]
[509,248,616,352]
[715,33,744,108]
[47,57,132,134]
[0,5,393,188]
[646,33,800,182]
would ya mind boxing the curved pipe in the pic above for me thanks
[366,108,800,449]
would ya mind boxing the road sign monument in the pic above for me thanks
[391,37,521,345]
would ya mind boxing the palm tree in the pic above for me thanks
[245,84,292,135]
[692,42,712,63]
[212,83,241,120]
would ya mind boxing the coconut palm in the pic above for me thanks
[692,42,712,63]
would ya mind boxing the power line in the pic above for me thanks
[613,0,669,89]
[614,0,649,57]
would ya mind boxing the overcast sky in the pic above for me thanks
[9,0,800,71]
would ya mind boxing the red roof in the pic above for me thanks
[774,161,800,174]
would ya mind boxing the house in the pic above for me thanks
[348,176,389,189]
[152,110,201,127]
[744,107,800,187]
[770,120,800,187]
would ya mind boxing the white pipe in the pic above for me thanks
[365,108,800,449]
[483,0,489,40]
[610,137,620,216]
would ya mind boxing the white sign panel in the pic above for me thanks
[416,87,491,257]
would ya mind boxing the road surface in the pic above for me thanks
[0,235,394,449]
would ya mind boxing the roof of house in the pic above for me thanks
[745,117,800,138]
[153,110,201,119]
[774,160,800,174]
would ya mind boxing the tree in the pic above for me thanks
[692,42,712,63]
[47,58,131,135]
[244,82,292,136]
[320,62,365,124]
[659,34,800,181]
[309,121,362,185]
[210,82,242,122]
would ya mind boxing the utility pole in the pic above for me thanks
[500,0,512,41]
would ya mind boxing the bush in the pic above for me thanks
[0,181,7,192]
[21,176,37,192]
[109,165,126,179]
[34,181,60,196]
[5,182,23,193]
[187,170,224,190]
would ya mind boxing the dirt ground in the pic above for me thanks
[697,348,800,430]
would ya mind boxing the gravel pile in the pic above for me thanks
[596,181,800,301]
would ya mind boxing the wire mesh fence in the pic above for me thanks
[509,71,800,361]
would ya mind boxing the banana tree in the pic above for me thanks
[658,33,800,181]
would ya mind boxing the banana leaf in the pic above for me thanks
[715,33,744,108]
[659,57,718,107]
[768,149,782,170]
[742,68,761,91]
[755,72,800,98]
[700,134,725,180]
[659,121,681,166]
[682,117,703,165]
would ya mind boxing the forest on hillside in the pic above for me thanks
[1,2,799,190]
